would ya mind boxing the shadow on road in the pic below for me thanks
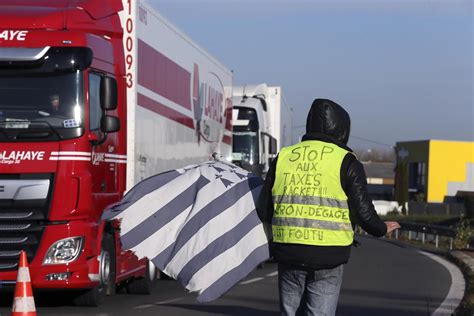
[163,303,279,315]
[340,287,444,303]
[336,303,429,316]
[0,291,76,307]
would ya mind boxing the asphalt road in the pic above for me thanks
[0,236,456,315]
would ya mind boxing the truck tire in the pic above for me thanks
[74,233,116,306]
[126,260,156,295]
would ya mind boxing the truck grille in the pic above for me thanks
[0,174,53,271]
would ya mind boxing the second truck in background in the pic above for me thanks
[232,83,293,177]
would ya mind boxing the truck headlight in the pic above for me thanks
[43,237,83,265]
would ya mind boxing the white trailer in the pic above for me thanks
[232,83,293,176]
[121,0,233,188]
[266,86,293,150]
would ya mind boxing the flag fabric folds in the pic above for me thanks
[102,160,269,302]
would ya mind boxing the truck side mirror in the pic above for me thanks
[269,137,278,155]
[101,115,120,133]
[100,77,118,110]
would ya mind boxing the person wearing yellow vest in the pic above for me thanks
[257,99,400,316]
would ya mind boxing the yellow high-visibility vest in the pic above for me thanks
[272,140,354,246]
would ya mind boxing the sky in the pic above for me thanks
[147,0,473,149]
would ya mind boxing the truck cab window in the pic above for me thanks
[0,71,84,141]
[89,73,101,131]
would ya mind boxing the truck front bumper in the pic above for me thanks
[0,220,101,289]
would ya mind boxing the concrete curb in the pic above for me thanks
[448,251,474,315]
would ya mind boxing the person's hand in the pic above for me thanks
[385,221,401,234]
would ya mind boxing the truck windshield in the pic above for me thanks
[232,131,259,165]
[0,72,84,141]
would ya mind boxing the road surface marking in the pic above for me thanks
[134,304,155,310]
[240,277,264,285]
[134,297,183,309]
[418,251,465,316]
[154,297,184,305]
[266,271,278,277]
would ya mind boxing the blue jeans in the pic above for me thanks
[278,263,343,316]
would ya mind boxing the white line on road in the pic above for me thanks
[134,304,155,310]
[134,297,184,310]
[240,277,264,285]
[154,297,184,305]
[418,251,465,316]
[266,271,278,277]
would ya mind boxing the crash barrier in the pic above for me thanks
[11,251,36,316]
[356,221,472,250]
[398,221,456,249]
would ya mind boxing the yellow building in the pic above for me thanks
[395,140,474,203]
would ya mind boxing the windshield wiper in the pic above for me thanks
[0,120,62,141]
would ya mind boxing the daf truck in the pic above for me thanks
[0,0,232,306]
[232,84,292,176]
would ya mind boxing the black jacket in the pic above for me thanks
[257,99,387,269]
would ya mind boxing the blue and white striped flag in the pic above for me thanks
[102,161,269,302]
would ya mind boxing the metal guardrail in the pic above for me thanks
[357,221,467,249]
[399,221,456,237]
[397,221,457,249]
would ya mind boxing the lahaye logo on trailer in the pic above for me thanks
[0,30,28,41]
[0,151,45,164]
[192,63,226,145]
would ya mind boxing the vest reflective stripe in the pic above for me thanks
[272,140,354,246]
[272,217,353,231]
[273,195,348,209]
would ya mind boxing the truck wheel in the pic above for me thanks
[126,260,156,295]
[74,234,116,306]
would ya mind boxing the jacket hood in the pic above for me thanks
[305,98,351,145]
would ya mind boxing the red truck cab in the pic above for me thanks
[0,0,150,306]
